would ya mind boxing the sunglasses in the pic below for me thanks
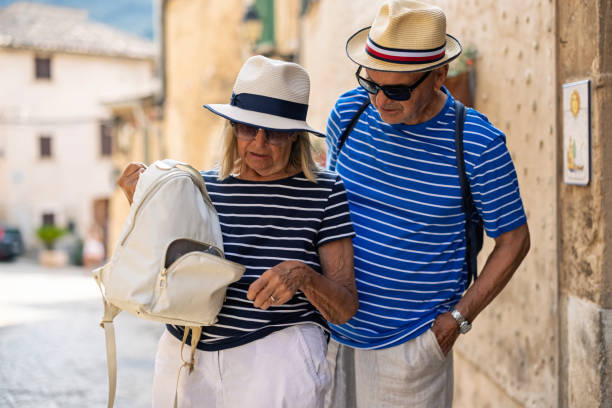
[355,66,431,101]
[232,123,294,145]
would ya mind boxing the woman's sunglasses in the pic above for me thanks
[232,123,294,145]
[355,66,431,101]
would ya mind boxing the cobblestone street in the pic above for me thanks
[0,258,164,408]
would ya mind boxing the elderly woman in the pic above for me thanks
[118,56,357,408]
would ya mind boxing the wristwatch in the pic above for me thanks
[450,308,472,334]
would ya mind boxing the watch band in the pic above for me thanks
[451,308,472,334]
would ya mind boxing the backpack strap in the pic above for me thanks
[173,326,203,408]
[332,99,370,170]
[92,266,122,408]
[100,301,121,408]
[454,99,482,287]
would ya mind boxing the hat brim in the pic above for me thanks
[346,27,462,72]
[203,104,325,138]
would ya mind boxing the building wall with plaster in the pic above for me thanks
[0,48,155,246]
[299,1,558,406]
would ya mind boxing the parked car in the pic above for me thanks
[0,224,24,261]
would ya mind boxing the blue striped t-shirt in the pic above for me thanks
[167,170,355,351]
[325,86,527,350]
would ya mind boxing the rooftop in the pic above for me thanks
[0,2,156,60]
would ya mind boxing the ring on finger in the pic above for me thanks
[270,295,277,303]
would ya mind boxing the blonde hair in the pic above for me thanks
[217,121,318,182]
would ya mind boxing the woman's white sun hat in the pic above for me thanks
[346,0,462,73]
[204,55,324,137]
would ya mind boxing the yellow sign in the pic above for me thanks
[563,80,590,186]
[570,90,580,117]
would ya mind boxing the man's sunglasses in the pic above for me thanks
[231,123,294,145]
[355,66,431,101]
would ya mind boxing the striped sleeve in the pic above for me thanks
[470,135,527,238]
[326,105,342,169]
[318,175,355,246]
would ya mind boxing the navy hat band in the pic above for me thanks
[230,93,308,121]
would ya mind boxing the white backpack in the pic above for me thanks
[92,159,245,408]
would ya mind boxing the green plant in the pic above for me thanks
[448,45,477,77]
[36,225,67,250]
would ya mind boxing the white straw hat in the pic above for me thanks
[204,55,324,137]
[346,0,462,72]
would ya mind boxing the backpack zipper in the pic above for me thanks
[159,268,167,288]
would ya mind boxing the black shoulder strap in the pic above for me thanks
[454,99,482,287]
[454,100,469,208]
[337,99,370,155]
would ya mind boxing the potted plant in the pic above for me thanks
[444,45,477,107]
[36,225,69,267]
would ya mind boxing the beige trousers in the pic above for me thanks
[153,324,330,408]
[325,329,453,408]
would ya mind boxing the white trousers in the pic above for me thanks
[325,329,454,408]
[152,324,330,408]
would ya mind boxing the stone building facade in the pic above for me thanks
[0,2,157,251]
[161,0,246,170]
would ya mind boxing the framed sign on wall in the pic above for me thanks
[562,80,591,186]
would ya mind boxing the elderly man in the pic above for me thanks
[324,1,530,407]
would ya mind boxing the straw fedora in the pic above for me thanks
[204,55,324,137]
[346,0,462,72]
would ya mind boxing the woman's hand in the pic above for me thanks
[117,162,146,204]
[247,238,358,324]
[247,260,306,310]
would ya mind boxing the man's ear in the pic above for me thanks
[433,65,449,89]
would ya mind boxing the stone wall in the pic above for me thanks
[300,1,558,406]
[558,0,612,406]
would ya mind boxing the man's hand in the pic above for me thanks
[431,312,459,356]
[117,163,146,204]
[431,223,531,356]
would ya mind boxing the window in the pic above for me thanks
[42,213,55,226]
[100,121,113,156]
[35,56,51,79]
[39,135,52,158]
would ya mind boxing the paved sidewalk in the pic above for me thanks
[0,258,164,408]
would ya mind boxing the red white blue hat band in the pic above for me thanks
[365,36,446,64]
[345,1,462,72]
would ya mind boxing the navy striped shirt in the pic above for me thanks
[325,87,527,350]
[167,170,355,351]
